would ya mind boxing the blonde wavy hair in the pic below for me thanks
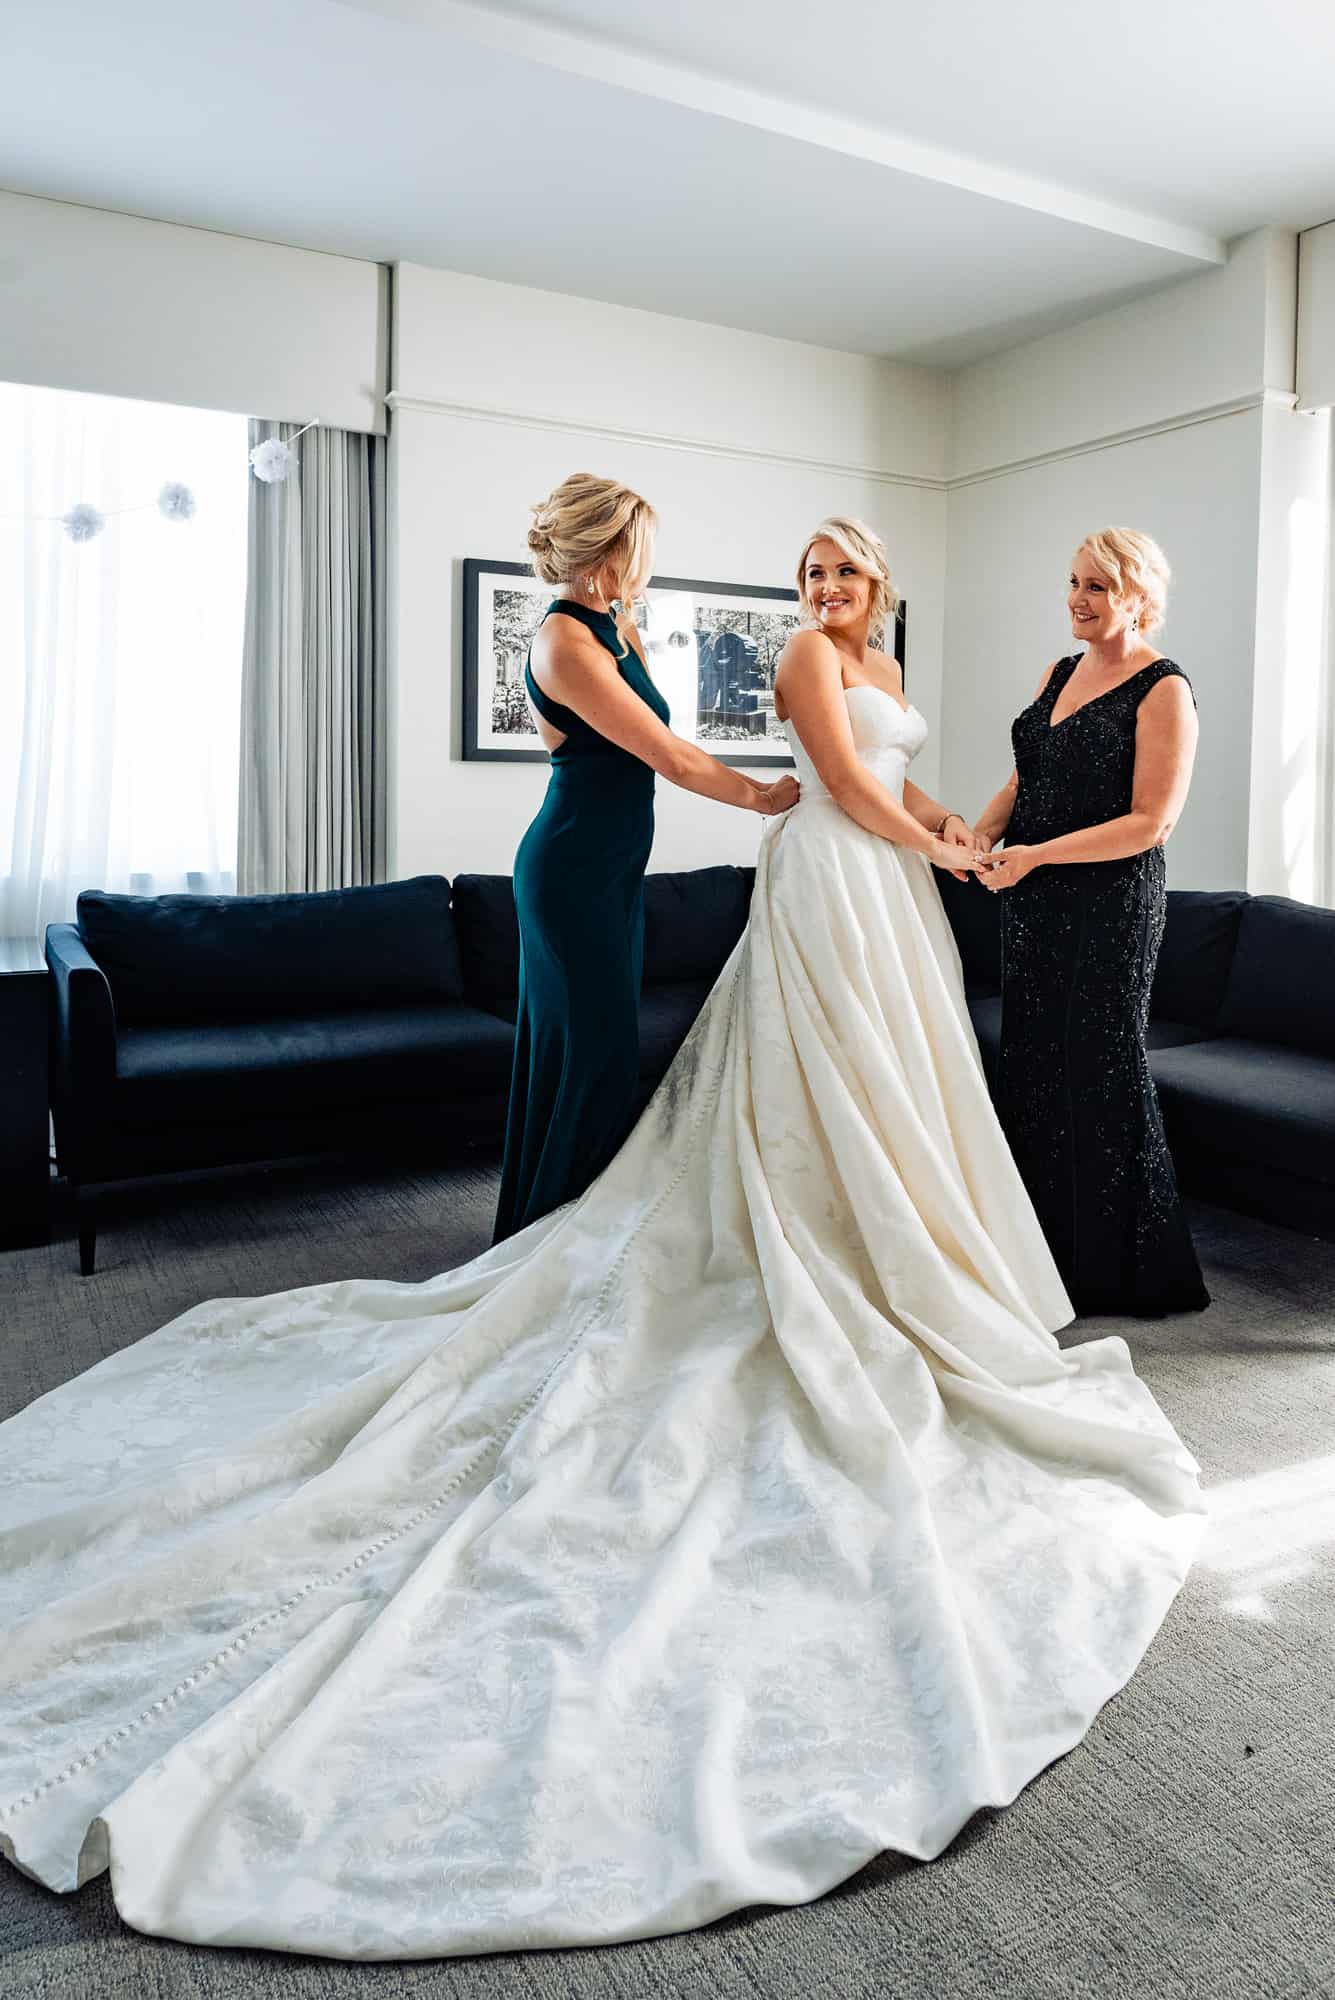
[527,473,657,653]
[796,517,900,642]
[1076,528,1171,636]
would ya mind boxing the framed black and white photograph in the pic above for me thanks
[461,558,907,765]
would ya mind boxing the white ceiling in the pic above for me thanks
[4,0,1334,367]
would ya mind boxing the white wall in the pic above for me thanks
[1294,221,1335,908]
[942,412,1264,890]
[1298,217,1335,413]
[949,229,1291,480]
[1247,400,1333,901]
[0,190,388,432]
[939,228,1323,895]
[390,264,950,879]
[394,269,946,483]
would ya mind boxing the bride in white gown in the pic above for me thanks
[0,518,1204,1961]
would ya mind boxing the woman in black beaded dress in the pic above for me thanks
[971,529,1209,1317]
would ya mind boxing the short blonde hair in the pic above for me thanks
[796,517,900,641]
[527,473,657,615]
[1076,528,1171,636]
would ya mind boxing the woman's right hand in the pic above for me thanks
[756,775,800,816]
[928,836,981,874]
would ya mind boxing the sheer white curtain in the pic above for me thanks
[0,384,248,937]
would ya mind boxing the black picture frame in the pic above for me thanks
[461,557,907,767]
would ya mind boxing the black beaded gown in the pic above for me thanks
[995,655,1210,1317]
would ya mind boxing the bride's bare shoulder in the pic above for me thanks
[774,628,841,721]
[776,627,840,678]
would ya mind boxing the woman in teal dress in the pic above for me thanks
[494,475,798,1241]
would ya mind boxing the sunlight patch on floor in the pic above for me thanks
[1200,1452,1335,1618]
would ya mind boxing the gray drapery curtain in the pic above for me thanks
[238,420,387,895]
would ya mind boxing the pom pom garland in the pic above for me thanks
[3,419,317,540]
[158,481,196,521]
[62,503,105,544]
[249,438,294,484]
[248,421,317,486]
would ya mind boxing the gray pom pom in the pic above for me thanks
[63,503,105,544]
[158,481,196,521]
[249,438,294,484]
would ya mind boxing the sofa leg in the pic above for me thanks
[76,1188,97,1277]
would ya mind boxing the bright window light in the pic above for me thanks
[0,382,248,934]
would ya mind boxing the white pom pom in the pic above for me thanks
[63,503,105,544]
[249,438,294,484]
[158,480,196,521]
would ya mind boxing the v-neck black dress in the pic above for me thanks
[995,655,1210,1317]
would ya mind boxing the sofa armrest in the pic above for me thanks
[45,924,117,1180]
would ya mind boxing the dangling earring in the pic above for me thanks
[586,577,595,595]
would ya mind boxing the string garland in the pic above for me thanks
[1,420,318,542]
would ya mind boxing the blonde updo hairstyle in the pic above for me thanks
[1077,527,1170,637]
[796,516,900,643]
[528,473,658,654]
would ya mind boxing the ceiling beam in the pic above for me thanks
[341,0,1227,266]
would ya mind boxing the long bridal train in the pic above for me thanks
[0,689,1205,1960]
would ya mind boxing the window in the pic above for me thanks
[0,383,248,935]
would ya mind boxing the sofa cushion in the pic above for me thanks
[451,875,521,1022]
[110,1002,515,1128]
[78,878,462,1025]
[453,868,753,1021]
[943,881,1249,1023]
[1216,896,1335,1053]
[1152,1037,1335,1186]
[638,981,713,1085]
[935,873,1002,994]
[643,867,751,984]
[1151,890,1248,1028]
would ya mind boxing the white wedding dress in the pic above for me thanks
[0,687,1205,1960]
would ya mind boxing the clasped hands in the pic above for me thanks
[936,815,1040,890]
[751,784,1039,886]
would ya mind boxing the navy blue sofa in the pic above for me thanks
[46,866,1335,1274]
[935,873,1335,1241]
[449,867,752,1104]
[46,868,754,1273]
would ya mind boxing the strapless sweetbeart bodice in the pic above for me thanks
[784,684,928,802]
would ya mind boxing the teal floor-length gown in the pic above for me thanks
[493,599,671,1241]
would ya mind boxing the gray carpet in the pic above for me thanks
[2,1161,1333,2000]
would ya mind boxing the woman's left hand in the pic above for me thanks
[976,843,1042,892]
